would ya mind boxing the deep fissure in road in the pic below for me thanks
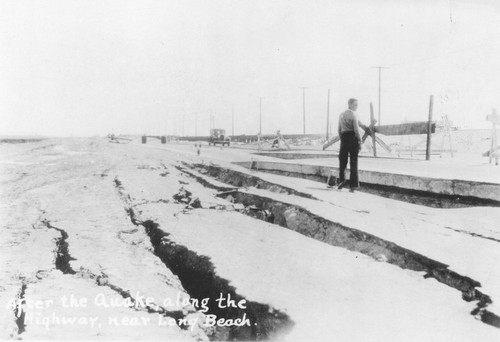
[14,282,27,335]
[126,213,293,340]
[181,162,500,329]
[42,220,77,275]
[184,162,316,200]
[114,177,293,340]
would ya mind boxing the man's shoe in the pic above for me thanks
[337,180,348,190]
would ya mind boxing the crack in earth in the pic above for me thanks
[113,175,294,340]
[179,162,500,329]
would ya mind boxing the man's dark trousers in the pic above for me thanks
[339,131,360,188]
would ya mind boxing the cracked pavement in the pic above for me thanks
[1,138,499,341]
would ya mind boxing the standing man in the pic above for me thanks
[337,98,362,191]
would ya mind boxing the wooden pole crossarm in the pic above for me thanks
[322,136,340,150]
[358,121,371,132]
[359,121,375,142]
[361,131,370,143]
[375,135,392,152]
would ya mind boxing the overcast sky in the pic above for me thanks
[1,0,500,136]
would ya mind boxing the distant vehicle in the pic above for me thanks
[208,129,231,146]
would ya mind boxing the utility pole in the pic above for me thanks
[209,111,215,130]
[182,112,185,136]
[372,66,389,125]
[232,105,234,137]
[425,95,434,161]
[299,87,307,134]
[326,89,331,140]
[259,97,263,135]
[195,112,198,136]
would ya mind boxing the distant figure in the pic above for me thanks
[271,130,281,148]
[337,98,362,192]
